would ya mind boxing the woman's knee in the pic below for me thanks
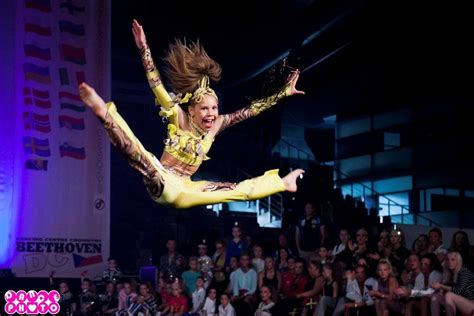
[444,292,455,304]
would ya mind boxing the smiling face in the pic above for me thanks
[260,286,272,302]
[188,94,218,131]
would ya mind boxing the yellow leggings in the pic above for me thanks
[103,102,286,209]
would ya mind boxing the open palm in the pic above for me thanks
[132,19,147,49]
[287,70,305,96]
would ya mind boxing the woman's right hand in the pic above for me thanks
[132,19,147,49]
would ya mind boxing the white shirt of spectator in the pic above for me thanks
[433,245,447,255]
[410,270,443,297]
[191,287,206,313]
[332,244,346,257]
[252,258,265,273]
[255,301,275,316]
[231,268,257,296]
[219,303,235,316]
[202,297,217,316]
[346,277,377,306]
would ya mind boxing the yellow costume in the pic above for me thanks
[101,44,292,209]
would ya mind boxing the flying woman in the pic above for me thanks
[78,20,305,209]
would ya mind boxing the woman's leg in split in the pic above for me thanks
[173,169,305,209]
[79,83,164,198]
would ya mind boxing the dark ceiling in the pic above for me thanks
[112,0,473,119]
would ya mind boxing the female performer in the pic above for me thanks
[78,20,305,209]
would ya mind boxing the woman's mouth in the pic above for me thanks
[202,118,214,129]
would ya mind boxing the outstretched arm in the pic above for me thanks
[132,20,178,113]
[214,70,304,134]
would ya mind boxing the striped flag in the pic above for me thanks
[25,158,49,171]
[59,90,86,112]
[25,0,52,13]
[60,102,86,112]
[23,136,51,157]
[58,20,85,36]
[60,0,85,15]
[23,87,52,109]
[24,44,51,61]
[60,44,86,65]
[59,68,70,85]
[24,87,50,99]
[58,68,86,86]
[59,91,82,102]
[59,142,86,160]
[25,22,51,36]
[76,71,85,84]
[73,254,103,268]
[23,63,51,84]
[58,115,85,130]
[23,112,51,133]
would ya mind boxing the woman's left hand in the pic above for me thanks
[132,19,147,49]
[287,70,305,96]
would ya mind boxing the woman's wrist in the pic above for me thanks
[138,41,148,51]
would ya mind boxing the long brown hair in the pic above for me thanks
[163,39,221,95]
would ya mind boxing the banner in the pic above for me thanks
[2,0,111,278]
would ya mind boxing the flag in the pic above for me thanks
[23,63,51,84]
[60,102,86,112]
[23,136,51,157]
[25,22,51,36]
[25,158,48,171]
[34,99,51,108]
[60,44,86,65]
[25,0,51,13]
[24,44,51,61]
[59,69,86,86]
[23,112,51,133]
[59,68,70,85]
[24,87,52,109]
[58,115,85,130]
[73,254,103,268]
[24,87,50,99]
[76,71,85,85]
[59,91,82,102]
[58,20,85,36]
[60,0,85,15]
[59,143,86,160]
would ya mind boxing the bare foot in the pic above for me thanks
[282,169,305,192]
[79,82,107,119]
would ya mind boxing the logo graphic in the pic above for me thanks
[94,199,105,210]
[4,290,60,315]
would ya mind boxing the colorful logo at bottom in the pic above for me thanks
[4,290,60,315]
